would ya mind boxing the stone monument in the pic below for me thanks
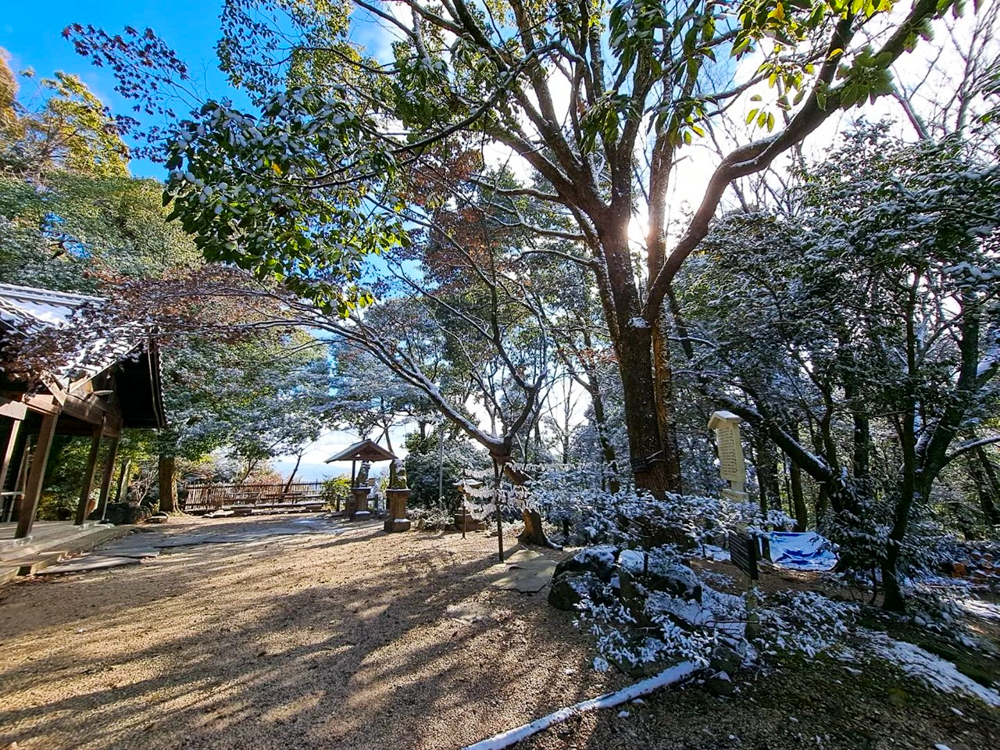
[383,458,411,533]
[350,461,372,521]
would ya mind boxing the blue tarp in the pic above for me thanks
[767,531,838,571]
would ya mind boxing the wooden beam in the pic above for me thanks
[94,436,120,520]
[74,422,105,525]
[20,393,61,416]
[0,397,28,421]
[15,412,59,539]
[61,393,120,427]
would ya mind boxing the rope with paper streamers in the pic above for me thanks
[458,467,549,521]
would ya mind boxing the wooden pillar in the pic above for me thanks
[6,439,32,523]
[0,418,23,522]
[0,418,23,490]
[15,412,59,539]
[95,437,120,521]
[74,424,104,526]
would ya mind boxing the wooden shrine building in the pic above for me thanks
[0,283,165,538]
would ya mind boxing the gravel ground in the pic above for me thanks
[0,516,625,750]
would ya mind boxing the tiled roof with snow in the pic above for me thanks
[0,283,138,391]
[0,283,104,332]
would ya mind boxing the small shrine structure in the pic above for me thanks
[324,439,397,523]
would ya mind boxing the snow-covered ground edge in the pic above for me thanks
[861,631,1000,708]
[461,661,702,750]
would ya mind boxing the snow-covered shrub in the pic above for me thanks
[565,542,742,670]
[573,571,729,669]
[525,462,620,543]
[756,591,860,658]
[408,506,454,531]
[570,544,866,673]
[525,461,795,549]
[822,477,962,588]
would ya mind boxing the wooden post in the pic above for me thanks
[95,437,120,521]
[74,424,104,525]
[0,418,23,491]
[15,413,59,539]
[0,418,23,522]
[7,438,32,523]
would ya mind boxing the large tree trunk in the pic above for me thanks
[972,446,1000,526]
[651,318,683,492]
[616,324,680,496]
[502,463,559,549]
[519,508,550,546]
[114,458,132,504]
[158,455,178,513]
[598,218,681,497]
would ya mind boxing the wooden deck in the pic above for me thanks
[0,520,133,584]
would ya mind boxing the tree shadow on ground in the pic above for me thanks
[0,519,622,750]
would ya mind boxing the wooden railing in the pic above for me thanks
[183,481,326,513]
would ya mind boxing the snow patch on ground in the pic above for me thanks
[864,632,1000,707]
[701,544,731,562]
[647,591,713,628]
[955,598,1000,622]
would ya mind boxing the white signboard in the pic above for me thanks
[709,410,746,491]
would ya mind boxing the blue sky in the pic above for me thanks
[2,2,399,180]
[0,1,239,180]
[2,2,410,480]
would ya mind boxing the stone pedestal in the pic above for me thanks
[453,507,483,532]
[384,488,411,532]
[350,486,371,521]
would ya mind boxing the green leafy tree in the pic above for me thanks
[0,49,127,178]
[67,0,962,495]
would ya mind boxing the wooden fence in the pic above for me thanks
[183,481,326,514]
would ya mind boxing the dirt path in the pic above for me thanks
[0,516,625,750]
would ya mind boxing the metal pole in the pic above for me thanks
[437,422,444,512]
[494,459,504,563]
